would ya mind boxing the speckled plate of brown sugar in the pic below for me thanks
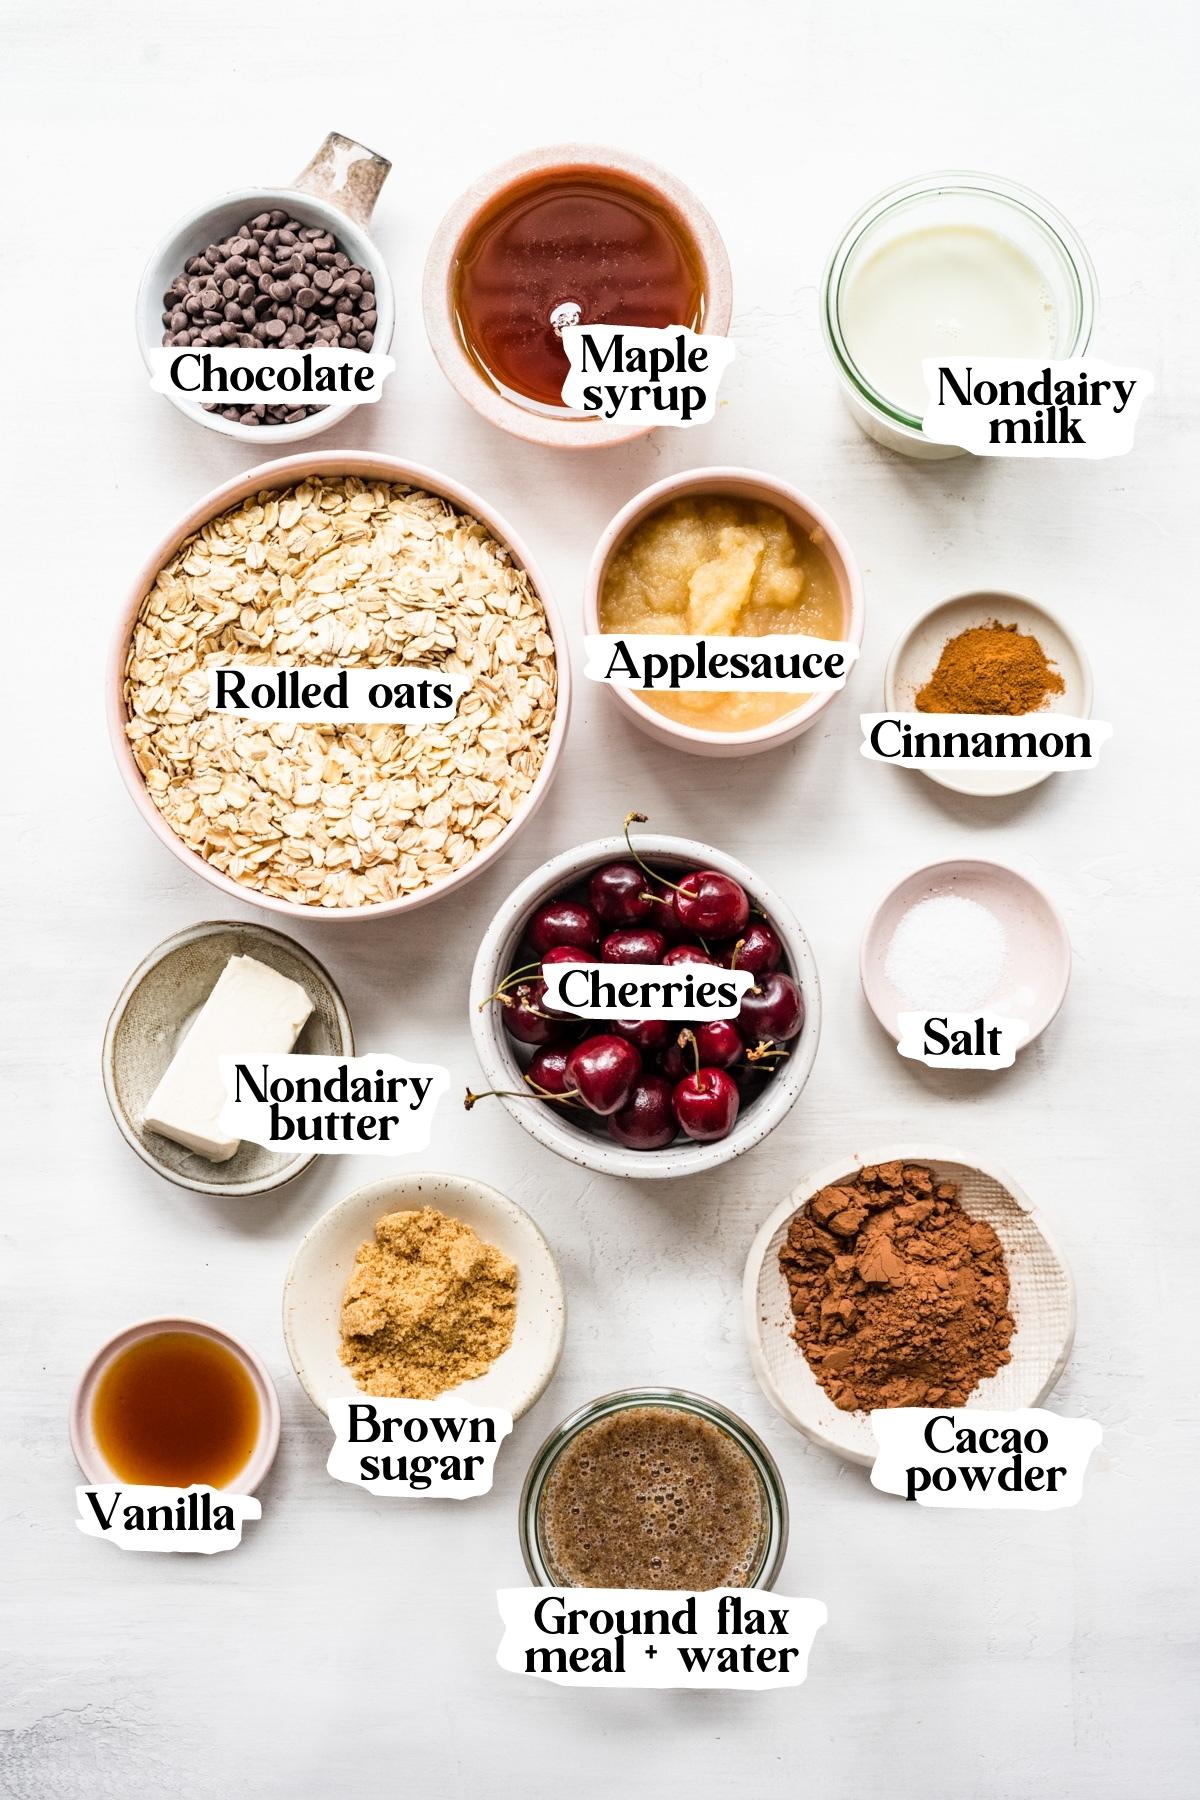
[282,1172,565,1419]
[743,1148,1076,1466]
[884,591,1092,796]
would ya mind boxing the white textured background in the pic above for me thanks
[3,2,1197,1795]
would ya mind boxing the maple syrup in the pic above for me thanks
[453,170,707,410]
[92,1330,261,1488]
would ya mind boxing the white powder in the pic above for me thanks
[884,894,1007,1010]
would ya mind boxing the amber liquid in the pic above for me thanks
[92,1331,261,1488]
[453,172,707,410]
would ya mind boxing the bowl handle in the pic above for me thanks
[292,132,391,227]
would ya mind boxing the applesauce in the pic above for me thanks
[598,494,845,731]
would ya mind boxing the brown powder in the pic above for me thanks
[339,1206,517,1399]
[916,620,1065,715]
[778,1162,1014,1411]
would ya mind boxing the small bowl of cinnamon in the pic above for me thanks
[883,590,1093,797]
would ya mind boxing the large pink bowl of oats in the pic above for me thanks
[109,453,570,920]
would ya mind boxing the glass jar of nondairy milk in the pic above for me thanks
[821,172,1097,459]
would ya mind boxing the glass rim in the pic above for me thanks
[518,1385,790,1590]
[820,169,1099,434]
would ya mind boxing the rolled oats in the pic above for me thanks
[124,478,557,908]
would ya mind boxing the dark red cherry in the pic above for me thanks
[738,971,804,1043]
[611,1017,672,1053]
[608,1074,678,1150]
[525,1046,574,1096]
[658,1036,688,1081]
[565,1034,641,1115]
[540,944,598,967]
[500,978,561,1045]
[717,916,783,974]
[672,1067,741,1142]
[601,927,667,964]
[733,1061,773,1105]
[654,885,691,938]
[673,870,750,937]
[588,862,655,926]
[662,942,716,968]
[528,898,600,954]
[692,1019,743,1069]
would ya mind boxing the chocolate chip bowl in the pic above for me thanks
[468,824,821,1179]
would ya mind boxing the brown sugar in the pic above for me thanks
[915,620,1065,715]
[538,1405,766,1589]
[778,1163,1014,1411]
[339,1207,517,1399]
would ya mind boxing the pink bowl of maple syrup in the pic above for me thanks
[422,144,733,448]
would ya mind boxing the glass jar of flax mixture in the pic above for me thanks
[519,1388,789,1590]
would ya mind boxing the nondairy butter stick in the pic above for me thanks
[779,1162,1014,1411]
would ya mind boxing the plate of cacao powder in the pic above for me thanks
[742,1147,1076,1465]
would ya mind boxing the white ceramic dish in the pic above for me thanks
[282,1173,566,1420]
[109,452,570,923]
[744,1146,1076,1465]
[469,833,821,1179]
[584,468,866,758]
[883,590,1093,796]
[102,919,354,1197]
[70,1316,282,1491]
[860,858,1071,1051]
[136,132,394,444]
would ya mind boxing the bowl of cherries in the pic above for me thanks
[467,815,820,1178]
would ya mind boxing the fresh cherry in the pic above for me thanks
[739,971,804,1043]
[528,899,600,954]
[717,916,782,974]
[525,1046,575,1097]
[692,1019,744,1069]
[673,870,750,937]
[499,978,561,1045]
[588,861,655,926]
[672,1067,740,1142]
[602,927,667,964]
[611,1017,672,1054]
[663,942,717,968]
[541,944,598,967]
[565,1034,641,1115]
[608,1074,678,1150]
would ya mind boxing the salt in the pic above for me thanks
[884,894,1007,1010]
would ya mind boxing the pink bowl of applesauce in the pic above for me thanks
[585,469,865,758]
[109,453,569,921]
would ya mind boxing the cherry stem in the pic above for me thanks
[677,1028,700,1079]
[478,962,542,1009]
[745,1040,789,1065]
[464,1083,584,1112]
[623,811,685,899]
[729,937,746,972]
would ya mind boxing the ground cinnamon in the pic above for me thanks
[779,1162,1014,1411]
[916,620,1064,715]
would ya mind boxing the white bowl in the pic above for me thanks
[584,468,866,758]
[860,858,1072,1051]
[469,833,821,1179]
[744,1147,1076,1465]
[883,590,1093,797]
[282,1173,565,1420]
[136,132,394,445]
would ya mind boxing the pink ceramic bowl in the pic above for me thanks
[422,144,733,449]
[108,452,571,923]
[70,1316,282,1492]
[860,858,1072,1051]
[584,468,866,757]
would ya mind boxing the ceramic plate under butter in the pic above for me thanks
[883,590,1092,797]
[102,920,354,1196]
[743,1146,1076,1466]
